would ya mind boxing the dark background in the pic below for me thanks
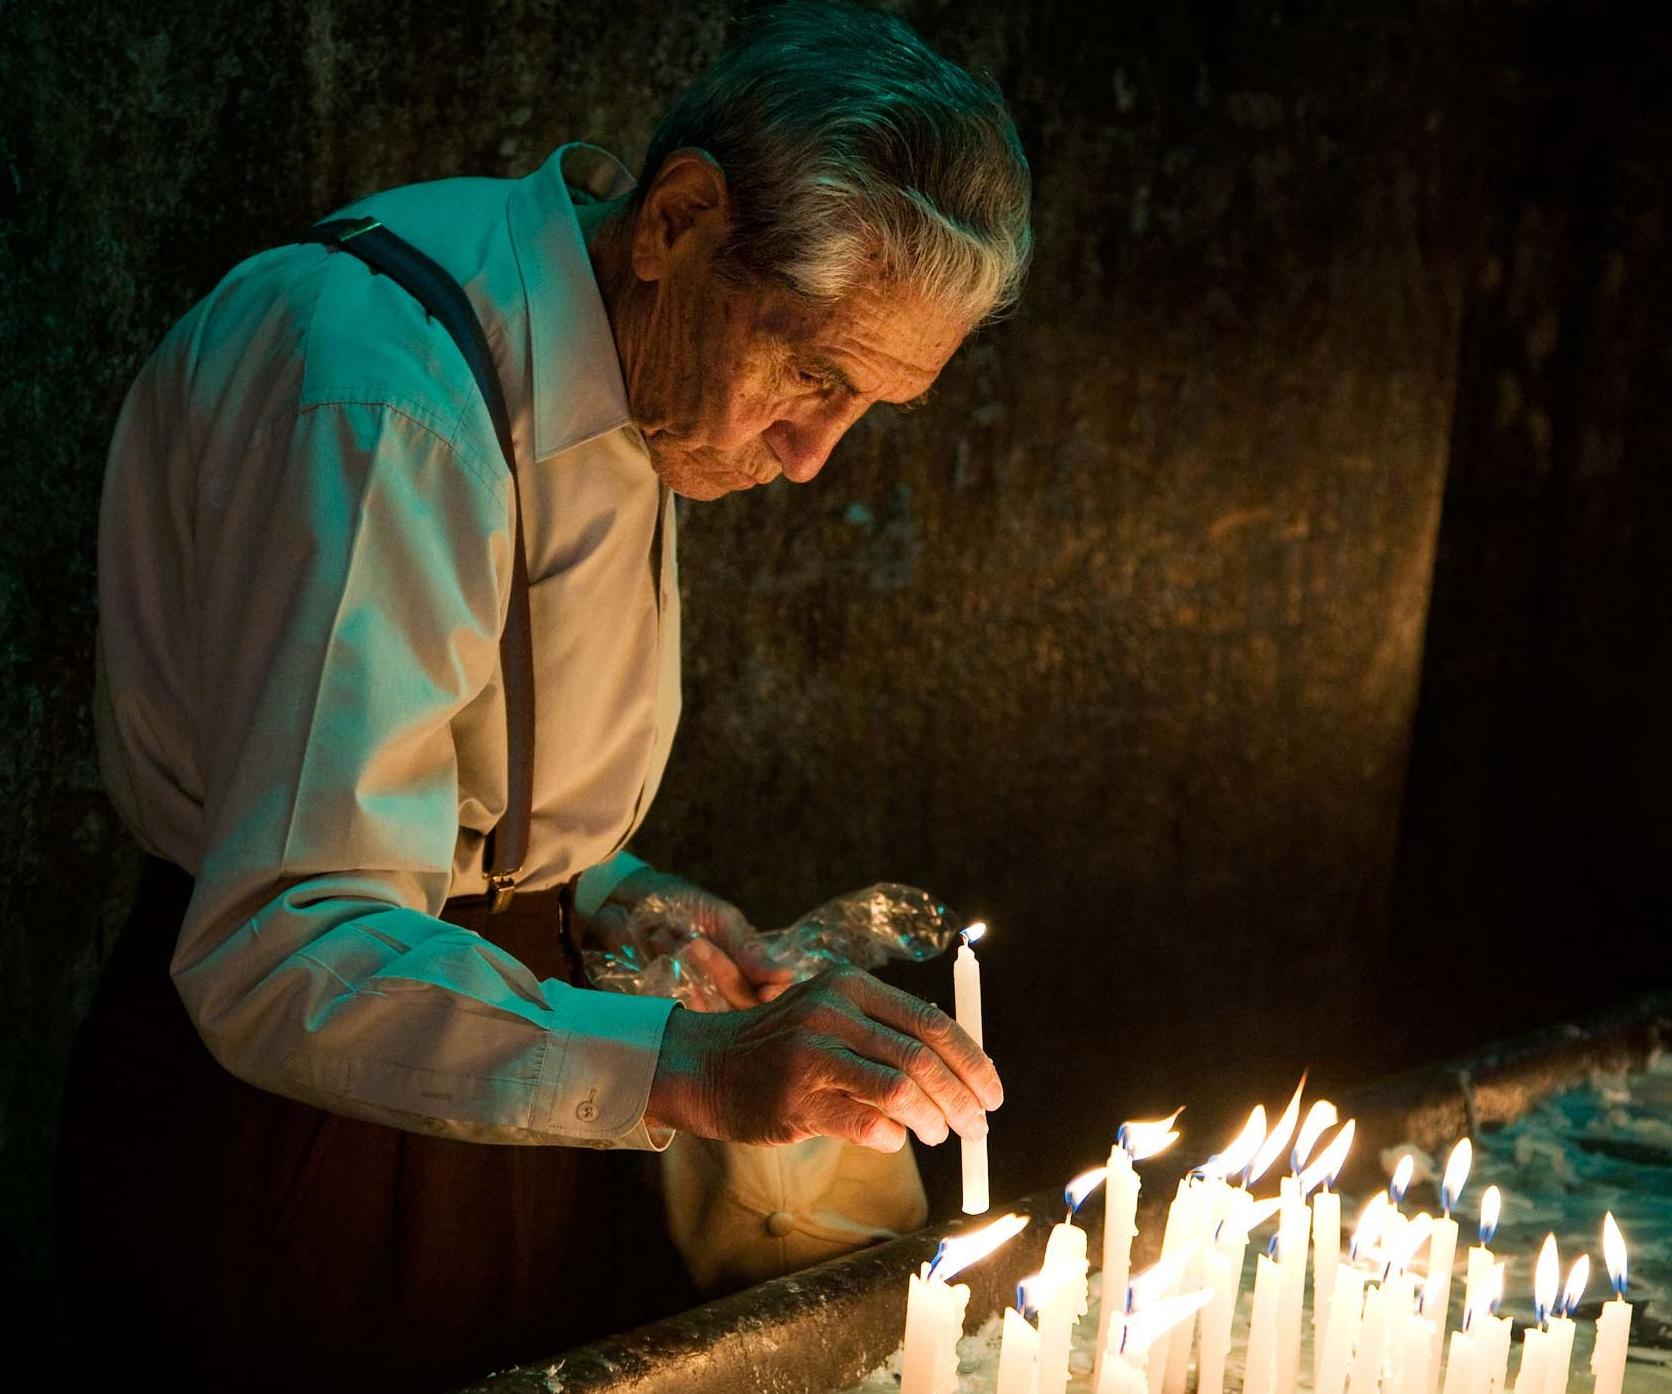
[2,0,1668,1331]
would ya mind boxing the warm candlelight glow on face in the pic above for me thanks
[1121,1288,1215,1353]
[1441,1138,1473,1217]
[1064,1165,1108,1215]
[1389,1154,1415,1204]
[1118,1108,1183,1160]
[1560,1254,1590,1317]
[960,921,987,946]
[1247,1077,1306,1184]
[1603,1212,1629,1295]
[1350,1192,1391,1260]
[1297,1119,1355,1197]
[1291,1098,1339,1174]
[1196,1105,1266,1181]
[1479,1184,1502,1244]
[1535,1234,1560,1324]
[929,1212,1028,1281]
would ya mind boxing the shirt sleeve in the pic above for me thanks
[573,849,653,923]
[173,398,674,1150]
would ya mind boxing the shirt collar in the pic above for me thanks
[507,143,638,461]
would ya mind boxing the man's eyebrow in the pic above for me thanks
[804,353,861,395]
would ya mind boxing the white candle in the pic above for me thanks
[1470,1266,1513,1394]
[1591,1215,1633,1394]
[1541,1254,1589,1394]
[1348,1280,1393,1394]
[1297,1116,1356,1389]
[1036,1221,1091,1394]
[1244,1251,1284,1394]
[1462,1187,1502,1320]
[1197,1191,1279,1394]
[1512,1237,1561,1394]
[902,1213,1030,1394]
[997,1304,1041,1394]
[1427,1140,1473,1394]
[1402,1311,1438,1394]
[1275,1176,1313,1394]
[1159,1184,1208,1394]
[1442,1325,1479,1394]
[954,924,988,1215]
[1093,1113,1180,1392]
[1100,1291,1214,1394]
[901,1267,969,1394]
[1316,1268,1368,1394]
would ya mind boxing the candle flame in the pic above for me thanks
[1127,1243,1201,1311]
[1350,1192,1391,1261]
[1292,1098,1339,1174]
[960,921,987,947]
[1479,1185,1502,1245]
[1384,1212,1434,1277]
[1195,1105,1266,1181]
[1247,1076,1307,1185]
[1560,1254,1590,1318]
[1441,1138,1473,1217]
[1237,1195,1284,1238]
[928,1212,1027,1282]
[1064,1165,1108,1216]
[1389,1154,1415,1205]
[1297,1119,1356,1197]
[1118,1108,1184,1161]
[1118,1289,1214,1357]
[1603,1213,1629,1296]
[1534,1234,1560,1325]
[1017,1262,1078,1320]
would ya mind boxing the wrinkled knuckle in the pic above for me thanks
[899,1039,933,1075]
[885,1074,918,1111]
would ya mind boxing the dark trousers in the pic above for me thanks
[56,858,694,1392]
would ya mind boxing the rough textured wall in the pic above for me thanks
[5,0,1654,1323]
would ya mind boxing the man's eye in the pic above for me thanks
[795,367,834,391]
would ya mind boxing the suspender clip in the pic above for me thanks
[486,871,517,915]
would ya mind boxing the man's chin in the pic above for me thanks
[645,441,777,501]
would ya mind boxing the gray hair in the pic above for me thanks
[636,1,1032,327]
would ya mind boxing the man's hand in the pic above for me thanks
[589,868,796,1011]
[644,966,1003,1152]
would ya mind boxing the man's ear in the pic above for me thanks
[631,148,730,283]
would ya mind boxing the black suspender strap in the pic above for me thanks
[300,215,534,913]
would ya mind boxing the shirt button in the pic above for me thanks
[576,1099,599,1123]
[764,1210,796,1238]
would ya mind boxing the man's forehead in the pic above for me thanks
[759,284,968,393]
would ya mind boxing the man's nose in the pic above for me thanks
[764,407,854,484]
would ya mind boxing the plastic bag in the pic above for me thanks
[583,882,963,1010]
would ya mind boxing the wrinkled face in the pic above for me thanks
[609,153,972,500]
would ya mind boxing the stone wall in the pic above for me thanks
[2,0,1666,1329]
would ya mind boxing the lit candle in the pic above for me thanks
[1426,1139,1474,1394]
[1035,1169,1103,1394]
[1400,1306,1437,1394]
[1249,1078,1309,1394]
[1302,1119,1358,1387]
[1590,1214,1633,1394]
[1093,1111,1181,1393]
[1510,1237,1560,1394]
[1347,1277,1394,1394]
[1441,1312,1479,1394]
[1098,1290,1214,1394]
[1385,1214,1436,1394]
[1384,1152,1416,1259]
[1198,1193,1280,1394]
[1244,1248,1285,1394]
[1469,1266,1513,1394]
[1462,1187,1503,1327]
[1316,1267,1368,1394]
[901,1213,1029,1394]
[954,923,988,1215]
[1540,1253,1588,1394]
[997,1301,1041,1394]
[1155,1105,1266,1394]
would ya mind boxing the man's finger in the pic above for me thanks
[843,972,1004,1110]
[683,938,759,1011]
[808,1091,907,1154]
[819,1047,950,1147]
[836,1019,989,1140]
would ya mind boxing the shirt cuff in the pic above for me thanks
[573,849,652,922]
[536,980,677,1151]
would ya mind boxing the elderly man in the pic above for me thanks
[58,2,1031,1389]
